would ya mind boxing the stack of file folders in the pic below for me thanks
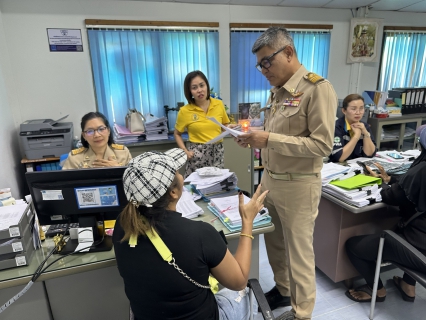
[323,174,383,207]
[113,124,146,144]
[145,114,169,141]
[185,169,239,200]
[207,194,271,232]
[176,188,204,219]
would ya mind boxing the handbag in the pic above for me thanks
[125,109,146,133]
[129,224,219,294]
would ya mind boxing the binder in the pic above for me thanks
[329,174,382,190]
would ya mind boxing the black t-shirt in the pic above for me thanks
[113,210,227,320]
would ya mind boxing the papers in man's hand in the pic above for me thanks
[206,117,244,139]
[177,188,204,219]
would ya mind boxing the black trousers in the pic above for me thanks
[346,233,426,289]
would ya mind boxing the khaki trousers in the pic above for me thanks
[261,172,321,320]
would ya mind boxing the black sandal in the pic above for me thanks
[345,284,386,303]
[393,276,415,302]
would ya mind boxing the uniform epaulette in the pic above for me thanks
[305,72,324,84]
[71,147,85,155]
[111,143,125,150]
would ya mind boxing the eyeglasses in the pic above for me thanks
[83,126,108,136]
[255,46,287,72]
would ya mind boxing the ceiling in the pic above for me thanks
[133,0,426,13]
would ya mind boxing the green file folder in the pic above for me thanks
[330,174,382,190]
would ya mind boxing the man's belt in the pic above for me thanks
[266,169,318,181]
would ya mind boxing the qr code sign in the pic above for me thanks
[81,192,95,204]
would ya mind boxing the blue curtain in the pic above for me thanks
[87,29,219,129]
[230,31,331,113]
[379,32,426,91]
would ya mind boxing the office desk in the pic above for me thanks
[0,201,274,320]
[314,192,400,283]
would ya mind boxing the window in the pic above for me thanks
[378,31,426,92]
[87,27,219,129]
[230,29,331,113]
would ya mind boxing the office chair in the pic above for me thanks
[369,229,426,319]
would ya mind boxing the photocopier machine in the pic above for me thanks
[20,115,73,160]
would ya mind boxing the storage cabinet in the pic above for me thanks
[367,113,426,151]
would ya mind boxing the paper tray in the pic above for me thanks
[0,221,33,256]
[0,231,35,270]
[0,202,35,241]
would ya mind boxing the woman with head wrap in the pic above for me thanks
[344,124,426,303]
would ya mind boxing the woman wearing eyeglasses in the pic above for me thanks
[62,112,132,169]
[329,93,377,162]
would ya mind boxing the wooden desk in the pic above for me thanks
[314,192,400,283]
[0,201,273,320]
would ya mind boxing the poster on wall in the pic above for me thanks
[347,18,382,63]
[47,29,83,52]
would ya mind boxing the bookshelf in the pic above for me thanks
[367,113,426,151]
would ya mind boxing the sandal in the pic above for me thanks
[393,276,415,302]
[345,284,386,303]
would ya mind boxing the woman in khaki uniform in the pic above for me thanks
[62,112,132,170]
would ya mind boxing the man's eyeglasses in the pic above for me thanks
[255,46,287,72]
[83,126,108,136]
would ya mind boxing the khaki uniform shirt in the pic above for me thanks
[62,144,132,170]
[263,65,337,174]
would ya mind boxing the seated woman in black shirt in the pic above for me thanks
[329,94,377,162]
[113,148,269,320]
[344,124,426,303]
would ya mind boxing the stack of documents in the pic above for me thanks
[323,183,382,207]
[176,188,203,219]
[145,114,169,141]
[321,163,353,186]
[185,169,238,200]
[207,194,271,231]
[113,124,146,144]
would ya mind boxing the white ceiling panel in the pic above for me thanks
[369,0,422,11]
[278,0,334,8]
[397,0,426,12]
[230,0,283,5]
[174,0,230,3]
[323,0,378,9]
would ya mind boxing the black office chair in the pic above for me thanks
[370,230,426,319]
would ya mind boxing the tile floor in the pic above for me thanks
[254,234,426,320]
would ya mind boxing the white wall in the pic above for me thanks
[0,0,425,194]
[0,7,23,197]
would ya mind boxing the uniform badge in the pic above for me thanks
[334,137,341,143]
[192,114,199,121]
[282,98,301,107]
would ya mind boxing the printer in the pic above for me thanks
[20,115,73,160]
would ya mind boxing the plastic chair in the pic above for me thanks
[370,230,426,319]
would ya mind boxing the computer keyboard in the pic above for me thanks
[44,223,79,238]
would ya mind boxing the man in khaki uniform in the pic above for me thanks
[236,27,337,320]
[62,144,132,169]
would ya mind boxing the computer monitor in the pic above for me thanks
[25,167,128,254]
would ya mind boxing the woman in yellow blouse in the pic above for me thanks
[174,71,230,177]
